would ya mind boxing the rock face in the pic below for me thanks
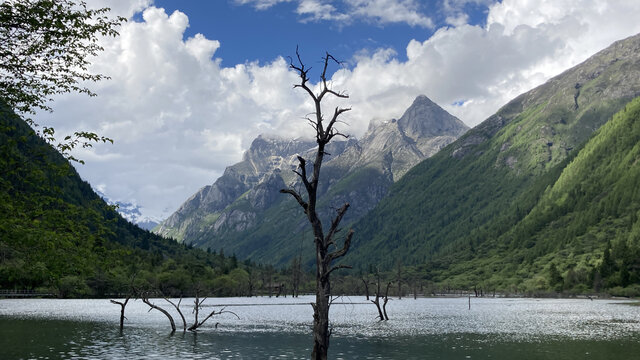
[349,95,467,181]
[154,95,468,264]
[155,136,317,241]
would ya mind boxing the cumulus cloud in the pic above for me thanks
[39,0,640,220]
[41,4,308,219]
[333,0,640,129]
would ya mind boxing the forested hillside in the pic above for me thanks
[0,101,251,297]
[348,34,640,295]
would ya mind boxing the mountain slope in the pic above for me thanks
[349,33,640,288]
[0,101,242,297]
[155,95,468,265]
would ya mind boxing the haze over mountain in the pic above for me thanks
[155,95,468,264]
[95,190,160,231]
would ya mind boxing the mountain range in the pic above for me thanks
[157,32,640,294]
[5,32,640,297]
[95,190,160,231]
[348,33,640,293]
[154,95,468,265]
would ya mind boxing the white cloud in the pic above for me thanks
[332,0,640,129]
[39,4,309,219]
[346,0,433,28]
[296,0,349,22]
[39,0,640,220]
[89,0,152,17]
[234,0,294,10]
[238,0,432,27]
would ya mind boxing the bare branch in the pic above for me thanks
[189,305,240,331]
[280,189,308,213]
[142,296,176,334]
[325,107,351,142]
[110,297,130,332]
[164,297,186,332]
[326,264,352,278]
[295,155,312,192]
[328,228,353,261]
[289,46,317,101]
[325,203,350,245]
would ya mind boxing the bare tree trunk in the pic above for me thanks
[282,49,353,360]
[382,281,391,321]
[312,271,331,359]
[110,296,130,332]
[361,276,370,300]
[164,297,186,332]
[370,288,384,321]
[370,271,387,321]
[188,293,239,331]
[142,296,176,334]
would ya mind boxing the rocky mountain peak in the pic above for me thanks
[397,95,468,140]
[244,135,314,162]
[156,95,468,254]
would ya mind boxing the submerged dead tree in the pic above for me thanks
[188,292,239,331]
[164,296,187,332]
[361,274,371,301]
[281,49,353,360]
[109,296,130,332]
[371,270,391,321]
[141,293,176,334]
[109,274,136,332]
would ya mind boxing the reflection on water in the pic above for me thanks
[1,297,639,359]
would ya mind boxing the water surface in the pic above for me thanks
[1,296,639,359]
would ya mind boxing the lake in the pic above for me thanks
[1,296,639,359]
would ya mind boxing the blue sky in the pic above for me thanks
[39,0,640,221]
[151,0,490,67]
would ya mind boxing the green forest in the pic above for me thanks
[351,97,640,296]
[0,100,282,298]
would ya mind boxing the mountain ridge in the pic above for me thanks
[345,33,640,293]
[155,95,469,264]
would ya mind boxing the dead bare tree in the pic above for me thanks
[382,281,391,321]
[188,291,239,331]
[110,296,130,332]
[141,293,176,334]
[370,269,391,321]
[281,48,353,360]
[164,297,187,332]
[360,273,372,300]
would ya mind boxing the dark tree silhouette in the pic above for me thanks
[281,48,353,360]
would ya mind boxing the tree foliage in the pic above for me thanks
[0,0,124,160]
[0,0,125,116]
